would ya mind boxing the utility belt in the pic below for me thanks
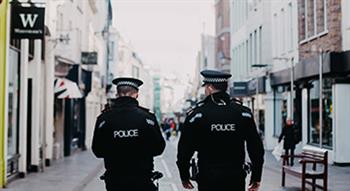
[190,159,252,181]
[101,170,153,183]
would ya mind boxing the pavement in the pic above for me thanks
[1,151,103,191]
[2,136,350,191]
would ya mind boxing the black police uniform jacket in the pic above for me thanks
[278,124,296,150]
[177,92,264,186]
[92,97,166,183]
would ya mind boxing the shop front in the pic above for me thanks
[6,47,20,178]
[53,63,91,158]
[231,77,266,139]
[269,51,350,164]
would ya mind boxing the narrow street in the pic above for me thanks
[82,137,186,191]
[81,136,350,191]
[81,136,301,191]
[3,135,350,191]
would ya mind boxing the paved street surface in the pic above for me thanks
[1,151,103,191]
[2,136,350,191]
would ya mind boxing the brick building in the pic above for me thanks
[270,0,350,164]
[215,0,231,73]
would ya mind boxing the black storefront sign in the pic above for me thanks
[247,77,266,95]
[270,51,350,87]
[81,52,98,65]
[231,82,248,97]
[11,4,45,39]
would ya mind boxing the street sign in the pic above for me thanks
[11,4,45,39]
[81,52,98,65]
[232,82,248,97]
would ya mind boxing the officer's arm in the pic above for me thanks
[242,111,265,184]
[278,127,285,143]
[176,113,197,181]
[92,116,107,158]
[149,114,166,156]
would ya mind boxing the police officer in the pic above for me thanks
[92,77,166,191]
[177,70,265,191]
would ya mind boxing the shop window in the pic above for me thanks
[274,89,287,137]
[7,48,20,176]
[308,79,333,149]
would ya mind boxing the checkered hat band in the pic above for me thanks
[116,81,139,89]
[203,78,228,83]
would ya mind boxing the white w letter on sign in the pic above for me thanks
[19,13,38,28]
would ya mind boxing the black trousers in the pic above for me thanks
[285,148,295,166]
[198,182,245,191]
[105,182,156,191]
[104,176,156,191]
[197,173,246,191]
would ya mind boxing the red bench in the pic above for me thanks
[281,149,328,191]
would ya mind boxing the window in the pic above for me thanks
[57,12,64,31]
[273,88,287,137]
[132,66,140,78]
[307,0,315,37]
[317,0,327,33]
[258,26,262,64]
[308,79,333,149]
[7,48,20,169]
[273,13,278,57]
[301,0,328,41]
[288,3,294,51]
[281,8,286,53]
[254,30,257,65]
[245,40,249,76]
[249,33,253,69]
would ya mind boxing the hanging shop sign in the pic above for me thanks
[81,52,98,65]
[11,4,45,39]
[231,82,248,97]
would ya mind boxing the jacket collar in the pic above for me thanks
[205,91,231,105]
[113,96,139,108]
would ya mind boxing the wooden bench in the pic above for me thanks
[281,149,328,191]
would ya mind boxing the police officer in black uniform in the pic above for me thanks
[92,77,166,191]
[177,70,265,191]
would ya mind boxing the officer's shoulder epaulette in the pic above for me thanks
[240,105,254,119]
[230,98,243,105]
[241,105,252,112]
[186,100,205,115]
[138,106,155,114]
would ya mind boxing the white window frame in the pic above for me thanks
[301,0,329,44]
[288,2,293,51]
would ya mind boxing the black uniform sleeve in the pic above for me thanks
[278,127,285,143]
[92,116,107,158]
[176,112,198,181]
[148,114,166,156]
[241,110,265,183]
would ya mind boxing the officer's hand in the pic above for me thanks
[248,182,260,191]
[182,180,194,189]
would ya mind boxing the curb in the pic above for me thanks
[72,161,104,191]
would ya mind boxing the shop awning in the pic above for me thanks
[54,78,82,99]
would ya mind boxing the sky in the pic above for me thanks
[111,0,215,82]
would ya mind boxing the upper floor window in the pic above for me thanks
[301,0,328,42]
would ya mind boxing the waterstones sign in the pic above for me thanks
[11,5,45,39]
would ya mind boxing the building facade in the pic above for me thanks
[215,0,231,73]
[230,0,274,142]
[263,0,299,151]
[1,0,114,187]
[115,34,154,109]
[194,34,216,99]
[293,0,350,164]
[255,0,350,164]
